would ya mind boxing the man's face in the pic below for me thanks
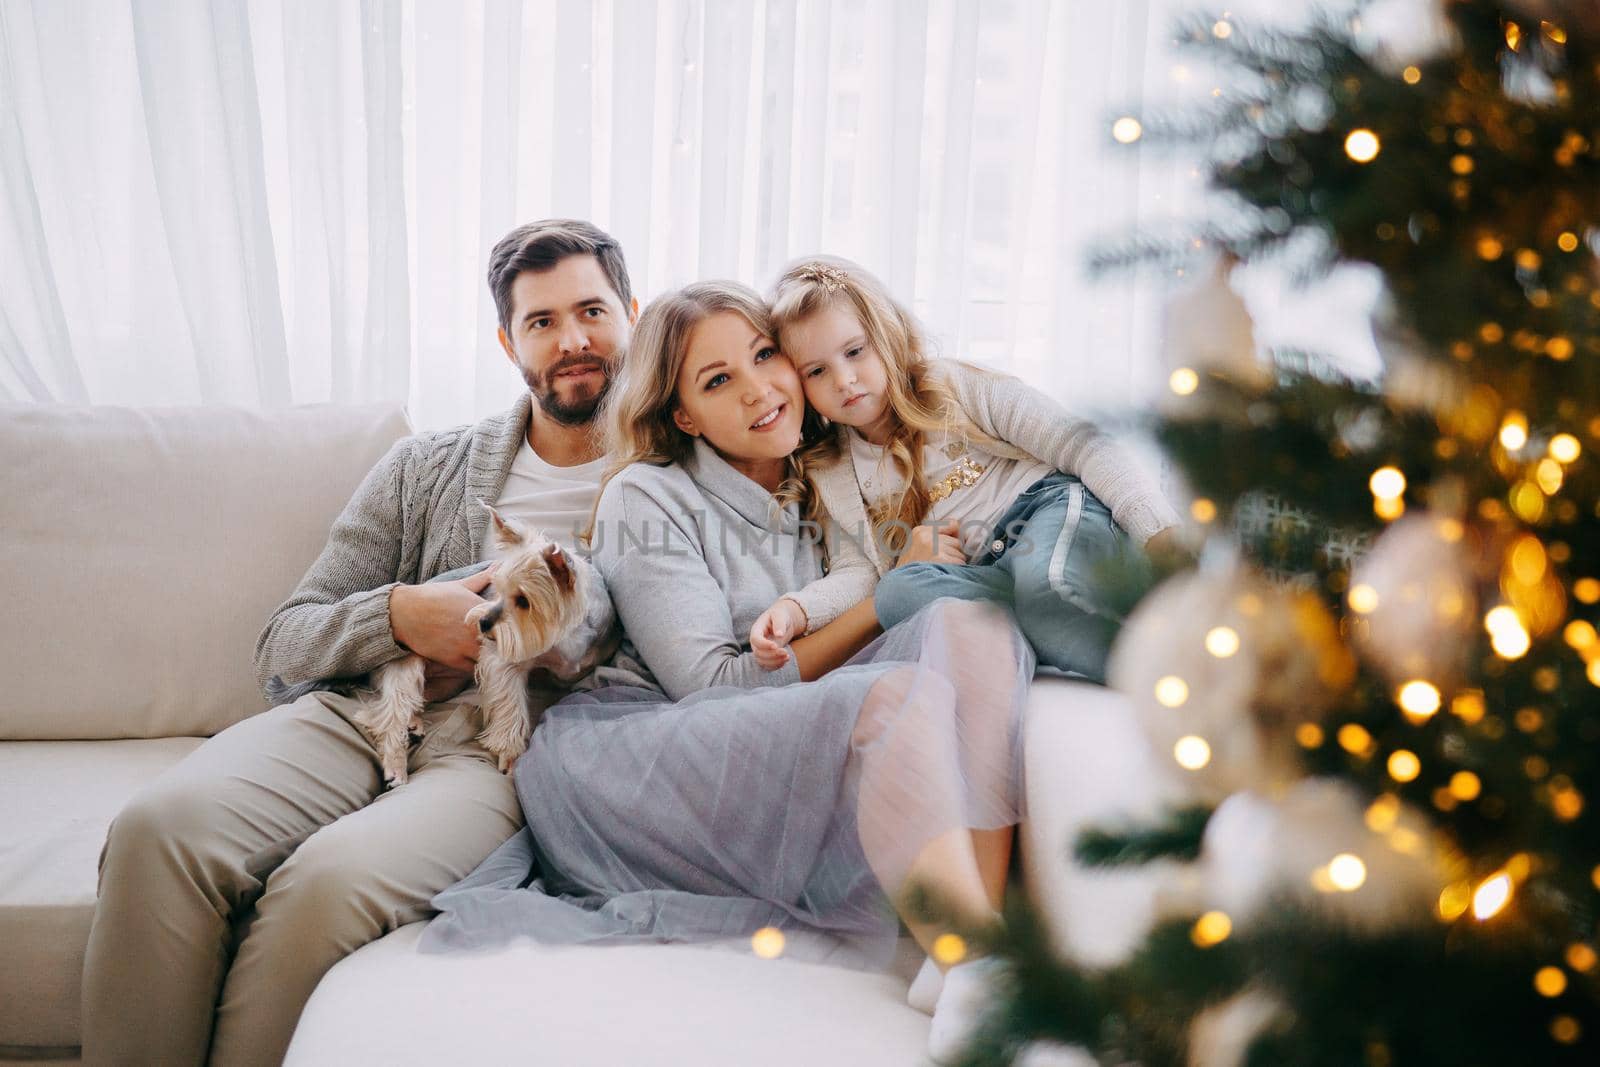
[498,255,635,426]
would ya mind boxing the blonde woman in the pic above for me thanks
[425,281,1032,1057]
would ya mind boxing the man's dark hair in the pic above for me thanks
[487,219,634,331]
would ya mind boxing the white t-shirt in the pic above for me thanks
[849,429,1053,559]
[479,440,607,560]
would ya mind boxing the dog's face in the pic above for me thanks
[466,506,585,665]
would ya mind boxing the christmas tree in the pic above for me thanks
[960,1,1600,1063]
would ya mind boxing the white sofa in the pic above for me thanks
[0,402,1176,1066]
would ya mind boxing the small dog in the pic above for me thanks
[359,502,607,786]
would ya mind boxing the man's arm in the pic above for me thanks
[253,437,422,696]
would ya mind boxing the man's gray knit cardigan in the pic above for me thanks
[253,394,536,700]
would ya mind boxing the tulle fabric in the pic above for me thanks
[422,598,1035,969]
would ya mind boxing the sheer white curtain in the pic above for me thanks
[1,0,1214,429]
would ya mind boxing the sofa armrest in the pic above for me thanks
[1020,677,1198,968]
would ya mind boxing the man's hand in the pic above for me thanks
[750,597,809,670]
[388,565,497,672]
[895,520,964,568]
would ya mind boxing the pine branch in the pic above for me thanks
[1075,806,1215,867]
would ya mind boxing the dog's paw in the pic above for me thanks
[382,754,409,788]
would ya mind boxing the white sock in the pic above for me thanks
[907,956,944,1014]
[927,956,1007,1062]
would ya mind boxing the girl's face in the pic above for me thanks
[784,302,895,445]
[672,311,806,469]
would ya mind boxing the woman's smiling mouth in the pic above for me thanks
[750,404,787,430]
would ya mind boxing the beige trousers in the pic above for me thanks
[80,690,523,1067]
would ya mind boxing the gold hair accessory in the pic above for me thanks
[798,262,848,293]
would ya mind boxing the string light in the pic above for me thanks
[1473,872,1513,920]
[1112,117,1143,144]
[1365,794,1401,832]
[1344,129,1380,162]
[1337,723,1374,756]
[1402,65,1421,84]
[1348,584,1379,613]
[1192,911,1232,946]
[1568,944,1598,973]
[1212,19,1232,38]
[1563,620,1596,651]
[1397,680,1441,721]
[1499,413,1529,451]
[1296,723,1325,748]
[1205,627,1240,658]
[1449,771,1482,801]
[1388,750,1421,782]
[1451,691,1485,723]
[932,933,967,965]
[1557,231,1580,252]
[1369,466,1405,519]
[1169,367,1199,394]
[1534,967,1568,997]
[1551,1017,1581,1045]
[1438,881,1472,921]
[1549,434,1581,462]
[1485,606,1531,659]
[1369,466,1405,499]
[1328,853,1367,891]
[1574,578,1600,604]
[1174,736,1212,770]
[751,926,786,958]
[1191,498,1217,523]
[1536,458,1564,494]
[1155,676,1189,707]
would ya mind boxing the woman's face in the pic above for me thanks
[672,311,806,467]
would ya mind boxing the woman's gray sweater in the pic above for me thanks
[588,438,820,702]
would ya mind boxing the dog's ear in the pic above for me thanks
[541,543,575,593]
[481,501,525,549]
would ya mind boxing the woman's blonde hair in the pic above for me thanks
[769,255,982,548]
[585,280,818,541]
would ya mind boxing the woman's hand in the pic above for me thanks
[895,520,964,568]
[750,597,809,670]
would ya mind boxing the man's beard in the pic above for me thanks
[524,354,616,427]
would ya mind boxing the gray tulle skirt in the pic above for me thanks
[421,598,1035,969]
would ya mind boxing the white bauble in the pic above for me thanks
[1349,514,1476,686]
[1108,563,1355,799]
[1200,779,1446,933]
[1160,259,1273,404]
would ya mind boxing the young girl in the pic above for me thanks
[750,257,1182,681]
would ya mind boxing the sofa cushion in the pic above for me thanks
[288,923,930,1066]
[0,403,410,739]
[0,737,203,1049]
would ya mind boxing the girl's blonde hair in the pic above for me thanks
[768,255,983,547]
[585,280,817,541]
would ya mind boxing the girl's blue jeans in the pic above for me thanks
[873,474,1152,682]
